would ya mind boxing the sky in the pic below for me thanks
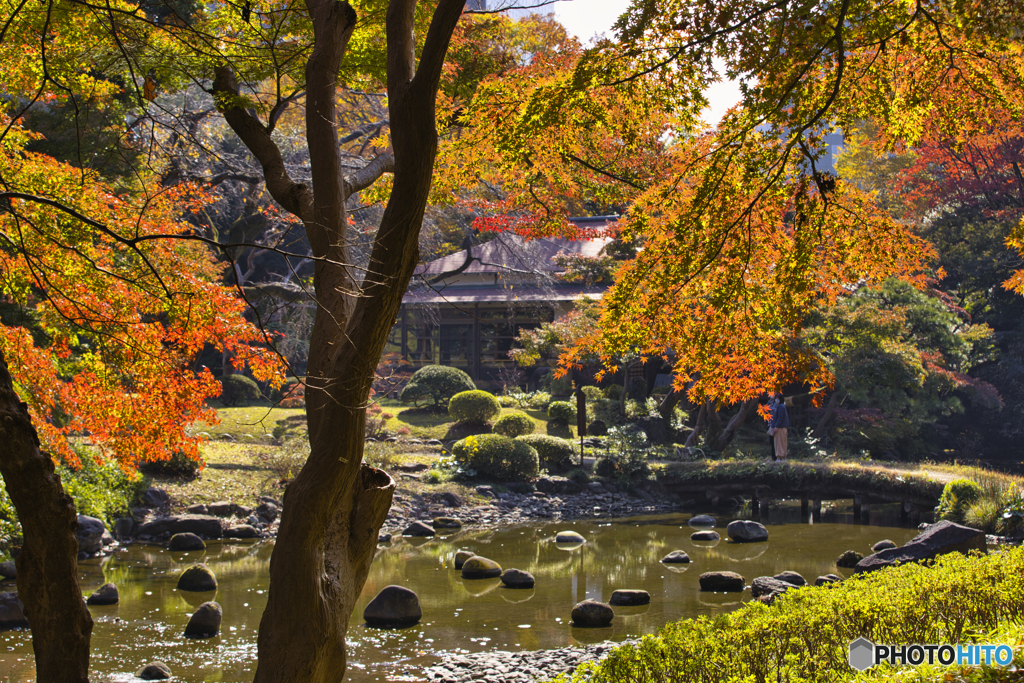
[548,0,743,125]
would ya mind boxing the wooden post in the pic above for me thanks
[751,492,760,515]
[853,495,862,522]
[812,498,822,523]
[800,495,809,522]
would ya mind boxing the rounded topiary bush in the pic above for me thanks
[448,390,501,424]
[547,401,576,423]
[602,384,623,400]
[401,366,475,408]
[493,412,536,438]
[595,457,619,478]
[452,434,539,482]
[220,374,261,407]
[937,478,984,524]
[516,434,575,471]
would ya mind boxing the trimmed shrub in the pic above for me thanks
[493,412,536,438]
[449,390,501,424]
[581,385,603,403]
[937,478,984,524]
[547,401,576,423]
[546,420,573,438]
[220,374,261,406]
[517,434,575,471]
[602,384,624,400]
[401,365,475,408]
[595,457,619,478]
[452,434,539,482]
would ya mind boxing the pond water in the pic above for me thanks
[0,502,925,682]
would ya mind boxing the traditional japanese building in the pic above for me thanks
[388,217,616,384]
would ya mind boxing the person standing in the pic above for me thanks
[768,393,790,460]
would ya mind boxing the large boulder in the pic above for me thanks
[836,550,863,568]
[141,487,170,508]
[661,550,691,564]
[751,576,795,599]
[0,561,16,580]
[699,571,745,592]
[855,520,986,573]
[137,661,172,680]
[609,589,650,606]
[363,585,422,627]
[403,521,435,537]
[0,593,27,628]
[726,520,768,543]
[690,530,720,541]
[176,564,218,592]
[76,515,106,555]
[169,533,206,551]
[774,571,806,586]
[571,600,614,627]
[462,556,502,579]
[87,583,119,606]
[137,515,223,539]
[500,569,535,589]
[224,524,259,539]
[184,601,222,638]
[454,550,475,570]
[113,517,134,540]
[688,514,717,527]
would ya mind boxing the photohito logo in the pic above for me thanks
[848,638,1015,671]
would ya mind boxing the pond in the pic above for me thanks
[0,502,926,682]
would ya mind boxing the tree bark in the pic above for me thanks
[236,1,467,681]
[0,350,93,682]
[704,400,723,449]
[812,390,846,440]
[713,397,759,452]
[684,403,708,447]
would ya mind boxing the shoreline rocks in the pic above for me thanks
[422,643,622,683]
[855,520,986,573]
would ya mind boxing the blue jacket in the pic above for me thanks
[769,402,790,430]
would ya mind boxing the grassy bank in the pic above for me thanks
[559,547,1024,683]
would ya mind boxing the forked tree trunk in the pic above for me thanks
[712,397,759,452]
[812,390,846,439]
[214,1,468,681]
[0,350,93,682]
[684,403,708,447]
[704,400,723,449]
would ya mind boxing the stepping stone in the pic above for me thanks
[609,589,650,606]
[184,601,222,638]
[698,571,744,592]
[661,550,690,563]
[86,583,119,606]
[571,600,614,627]
[500,569,535,589]
[363,585,422,627]
[461,556,501,579]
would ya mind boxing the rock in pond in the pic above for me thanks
[454,550,475,570]
[555,530,585,544]
[224,524,258,539]
[774,570,806,586]
[169,532,206,551]
[462,556,502,579]
[137,661,172,680]
[688,514,716,527]
[0,561,15,580]
[363,585,422,627]
[571,600,614,627]
[661,550,691,563]
[87,583,119,606]
[184,601,222,638]
[836,550,864,568]
[815,574,842,586]
[609,589,650,606]
[177,564,218,592]
[76,514,106,555]
[433,517,462,529]
[113,517,134,540]
[751,577,795,599]
[0,593,27,628]
[404,521,435,537]
[500,569,535,589]
[690,530,721,541]
[871,539,898,552]
[699,571,745,592]
[726,520,768,543]
[137,515,223,539]
[855,520,987,573]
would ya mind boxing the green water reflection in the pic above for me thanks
[0,503,924,682]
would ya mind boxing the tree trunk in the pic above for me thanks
[812,390,846,439]
[227,1,468,681]
[704,400,723,449]
[0,350,92,682]
[657,388,684,422]
[684,403,708,447]
[713,398,759,452]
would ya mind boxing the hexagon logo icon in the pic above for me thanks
[849,637,875,671]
